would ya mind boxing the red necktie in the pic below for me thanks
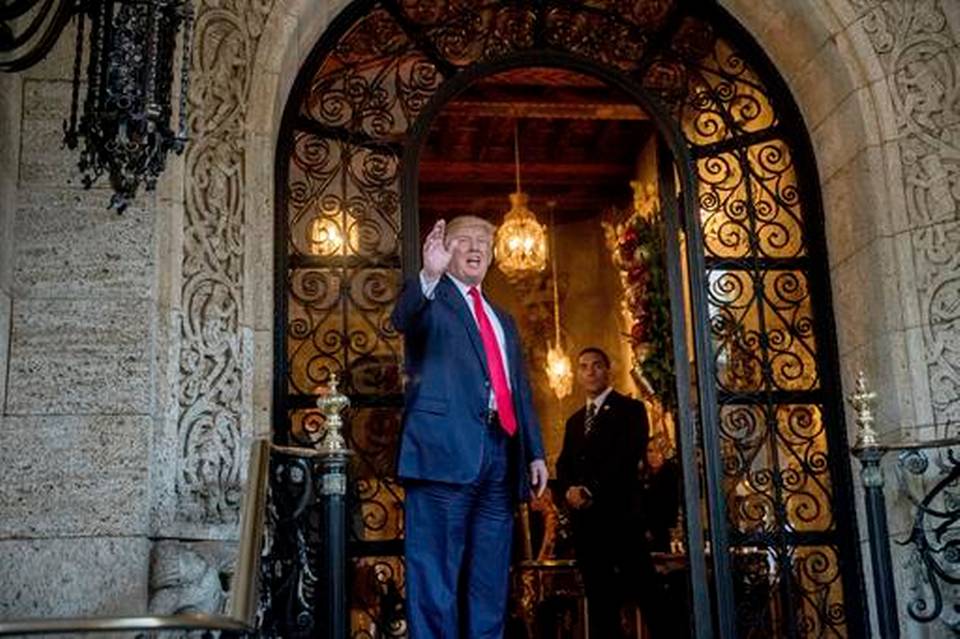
[467,287,517,436]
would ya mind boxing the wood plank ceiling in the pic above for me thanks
[417,67,653,230]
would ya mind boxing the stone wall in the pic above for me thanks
[0,71,18,448]
[0,26,153,616]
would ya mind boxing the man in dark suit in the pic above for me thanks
[391,216,548,638]
[557,347,666,638]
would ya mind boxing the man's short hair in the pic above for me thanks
[577,346,611,368]
[445,215,496,241]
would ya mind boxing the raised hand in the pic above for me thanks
[422,219,452,281]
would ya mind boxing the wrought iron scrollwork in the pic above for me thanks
[259,452,319,638]
[0,0,75,72]
[277,1,862,636]
[260,447,407,639]
[897,444,960,631]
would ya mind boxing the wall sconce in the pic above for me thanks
[308,212,362,257]
[309,217,345,256]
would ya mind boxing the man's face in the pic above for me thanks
[445,224,493,286]
[577,351,610,397]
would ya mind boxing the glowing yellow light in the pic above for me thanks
[546,343,573,399]
[494,121,547,276]
[308,217,344,256]
[494,192,547,276]
[543,204,571,400]
[307,214,363,256]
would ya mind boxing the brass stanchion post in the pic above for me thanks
[315,374,352,639]
[848,371,899,639]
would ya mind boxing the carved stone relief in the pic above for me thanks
[855,0,960,429]
[851,1,960,626]
[177,0,275,525]
[149,540,236,615]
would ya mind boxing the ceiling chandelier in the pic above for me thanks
[2,0,193,212]
[544,205,573,400]
[494,120,547,276]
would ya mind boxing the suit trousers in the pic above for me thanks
[404,420,516,639]
[575,515,673,639]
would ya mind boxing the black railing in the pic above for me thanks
[259,376,353,639]
[896,437,960,631]
[850,373,960,637]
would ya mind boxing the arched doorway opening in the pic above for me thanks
[273,2,868,637]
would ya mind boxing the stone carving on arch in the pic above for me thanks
[176,0,277,525]
[855,0,960,429]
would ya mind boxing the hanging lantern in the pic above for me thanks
[546,342,573,399]
[65,0,194,212]
[543,204,572,399]
[495,121,547,276]
[0,0,193,211]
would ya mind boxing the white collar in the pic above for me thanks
[587,386,613,412]
[447,273,481,299]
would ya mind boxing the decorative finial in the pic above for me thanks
[848,370,878,448]
[315,373,351,455]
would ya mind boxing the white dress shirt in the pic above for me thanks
[420,270,512,409]
[586,386,614,414]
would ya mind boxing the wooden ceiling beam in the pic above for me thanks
[418,190,629,216]
[419,160,634,184]
[441,99,647,121]
[419,199,619,214]
[418,200,619,225]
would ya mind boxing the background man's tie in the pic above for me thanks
[468,287,517,436]
[584,401,597,436]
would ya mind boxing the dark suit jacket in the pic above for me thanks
[637,459,681,552]
[556,390,649,534]
[390,274,545,499]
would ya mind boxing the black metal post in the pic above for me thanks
[314,375,353,639]
[853,446,900,639]
[317,451,350,639]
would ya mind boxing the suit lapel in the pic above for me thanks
[437,275,490,378]
[575,406,589,440]
[588,391,620,437]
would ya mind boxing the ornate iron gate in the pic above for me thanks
[274,1,868,636]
